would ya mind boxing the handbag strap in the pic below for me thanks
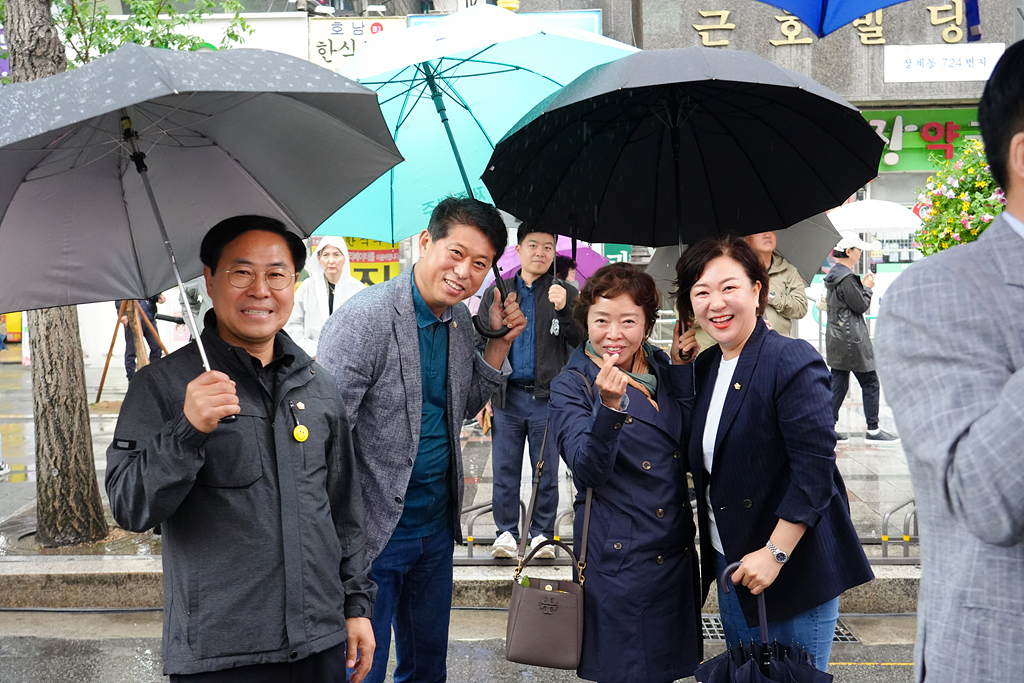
[512,370,596,586]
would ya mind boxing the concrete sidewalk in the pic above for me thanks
[0,354,920,613]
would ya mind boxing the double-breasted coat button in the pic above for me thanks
[673,451,682,459]
[656,555,664,565]
[614,423,622,429]
[625,416,633,424]
[613,542,623,550]
[656,509,665,518]
[395,496,404,504]
[642,461,652,470]
[742,499,753,508]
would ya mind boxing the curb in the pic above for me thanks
[0,557,920,613]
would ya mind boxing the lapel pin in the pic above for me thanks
[452,321,458,329]
[296,402,305,410]
[734,383,742,390]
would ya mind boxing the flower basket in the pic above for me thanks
[915,139,1006,256]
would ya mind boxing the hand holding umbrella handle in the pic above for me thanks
[473,264,512,338]
[720,561,769,647]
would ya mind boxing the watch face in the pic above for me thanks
[775,550,788,563]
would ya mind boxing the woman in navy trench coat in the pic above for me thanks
[549,263,702,683]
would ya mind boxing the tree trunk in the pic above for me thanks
[26,309,109,546]
[8,0,108,546]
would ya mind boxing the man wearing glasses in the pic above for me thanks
[105,215,376,682]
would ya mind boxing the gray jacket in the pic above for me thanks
[876,214,1024,683]
[478,271,584,406]
[106,316,374,675]
[317,267,507,560]
[824,262,874,372]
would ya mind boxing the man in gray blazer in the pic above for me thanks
[876,41,1024,683]
[318,197,526,683]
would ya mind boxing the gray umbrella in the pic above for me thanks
[0,43,402,368]
[646,213,840,299]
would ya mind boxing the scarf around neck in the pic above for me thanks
[585,340,659,410]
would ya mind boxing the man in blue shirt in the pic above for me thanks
[318,198,526,683]
[478,226,584,558]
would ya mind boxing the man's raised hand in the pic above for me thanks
[183,371,240,433]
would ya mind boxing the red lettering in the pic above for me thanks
[921,122,944,142]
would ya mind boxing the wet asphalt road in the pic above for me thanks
[0,611,916,683]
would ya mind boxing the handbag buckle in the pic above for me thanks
[513,555,525,581]
[577,560,586,586]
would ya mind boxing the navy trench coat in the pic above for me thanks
[549,346,702,683]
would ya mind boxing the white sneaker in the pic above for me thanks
[491,531,517,559]
[0,462,10,477]
[529,534,556,560]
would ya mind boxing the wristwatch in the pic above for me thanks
[766,540,789,564]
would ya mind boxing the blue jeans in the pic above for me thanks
[490,385,558,538]
[715,552,838,672]
[365,525,454,683]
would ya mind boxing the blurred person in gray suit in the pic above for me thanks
[876,41,1024,683]
[317,197,526,683]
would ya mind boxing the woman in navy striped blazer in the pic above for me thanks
[674,237,872,671]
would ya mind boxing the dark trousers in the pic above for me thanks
[169,641,349,682]
[490,385,558,539]
[831,368,880,431]
[124,299,161,380]
[366,524,454,683]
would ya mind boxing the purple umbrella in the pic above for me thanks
[475,236,609,296]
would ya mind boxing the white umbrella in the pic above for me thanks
[826,199,923,232]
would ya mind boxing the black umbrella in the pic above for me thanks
[695,562,833,683]
[482,47,883,248]
[0,43,402,370]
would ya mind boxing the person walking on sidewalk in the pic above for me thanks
[317,197,527,683]
[824,233,898,442]
[876,41,1024,683]
[105,215,376,683]
[480,225,585,559]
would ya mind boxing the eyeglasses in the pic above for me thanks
[221,267,296,291]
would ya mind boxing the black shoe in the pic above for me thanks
[835,430,849,442]
[866,429,900,443]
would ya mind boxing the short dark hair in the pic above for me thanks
[555,254,577,281]
[200,215,306,273]
[426,197,507,262]
[517,223,557,245]
[573,263,661,338]
[673,236,769,323]
[979,40,1024,192]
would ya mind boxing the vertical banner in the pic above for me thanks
[308,17,408,73]
[345,238,400,286]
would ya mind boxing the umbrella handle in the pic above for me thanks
[720,561,770,647]
[473,264,512,339]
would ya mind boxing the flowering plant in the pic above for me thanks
[915,139,1005,256]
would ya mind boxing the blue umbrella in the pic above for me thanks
[762,0,980,40]
[315,4,637,244]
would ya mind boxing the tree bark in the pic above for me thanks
[8,0,108,546]
[26,309,109,546]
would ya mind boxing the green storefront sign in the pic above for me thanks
[861,108,980,173]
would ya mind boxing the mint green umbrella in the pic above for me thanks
[314,4,637,245]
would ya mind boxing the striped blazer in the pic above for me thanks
[688,320,873,625]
